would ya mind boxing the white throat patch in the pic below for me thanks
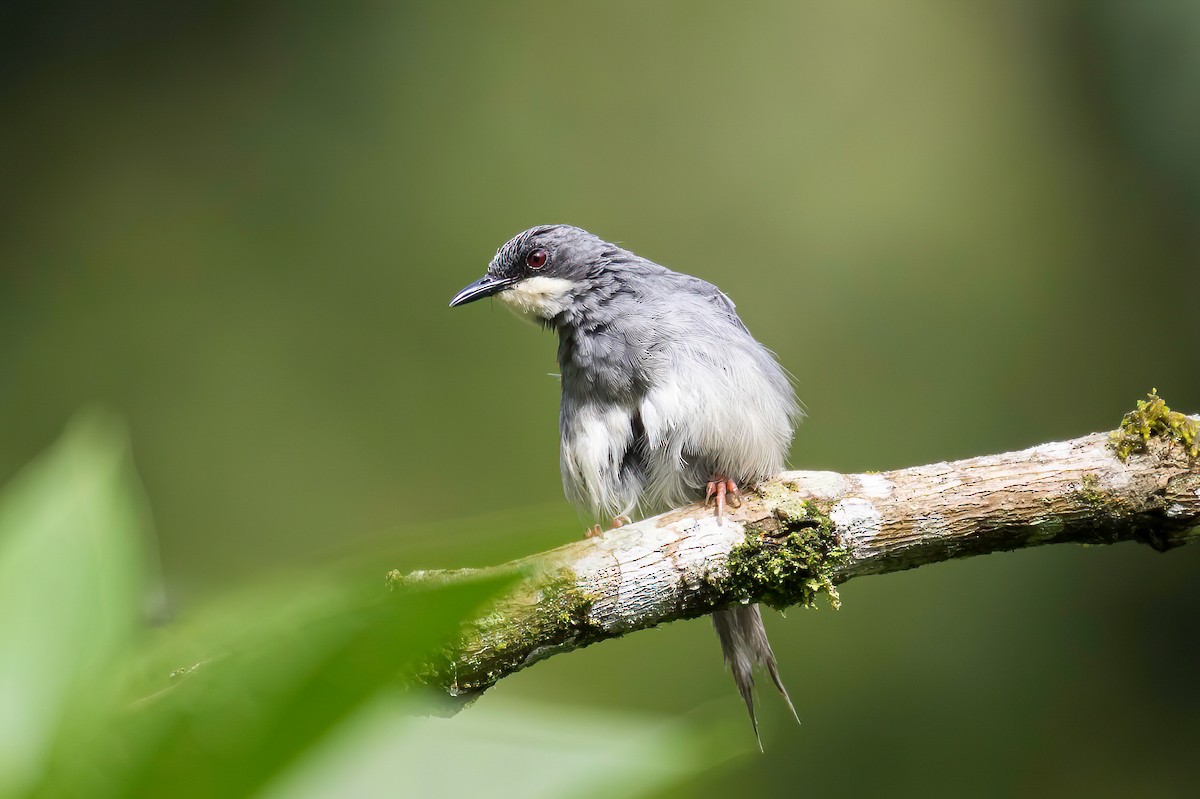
[497,276,576,321]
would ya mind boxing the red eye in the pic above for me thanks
[526,248,548,269]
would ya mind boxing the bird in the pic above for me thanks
[450,224,801,746]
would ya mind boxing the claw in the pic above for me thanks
[585,515,633,539]
[705,476,741,518]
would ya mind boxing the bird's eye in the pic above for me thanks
[526,248,548,270]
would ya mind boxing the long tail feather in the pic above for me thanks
[712,603,798,749]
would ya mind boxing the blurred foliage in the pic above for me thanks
[0,413,146,798]
[0,421,710,798]
[2,1,1200,797]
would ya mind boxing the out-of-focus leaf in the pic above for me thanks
[259,694,740,799]
[47,568,515,799]
[0,412,149,799]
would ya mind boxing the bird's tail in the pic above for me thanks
[711,603,799,750]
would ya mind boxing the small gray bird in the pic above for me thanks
[450,225,801,744]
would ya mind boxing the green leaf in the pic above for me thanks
[48,569,515,799]
[0,412,149,799]
[259,694,740,799]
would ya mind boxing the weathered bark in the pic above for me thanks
[399,412,1200,708]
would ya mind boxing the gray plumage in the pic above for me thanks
[450,224,802,746]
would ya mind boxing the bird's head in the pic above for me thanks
[449,225,614,322]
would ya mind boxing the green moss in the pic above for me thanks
[436,567,600,694]
[530,570,600,631]
[1071,474,1111,508]
[724,497,848,611]
[1109,389,1199,461]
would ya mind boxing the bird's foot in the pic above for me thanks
[585,515,633,538]
[705,476,741,517]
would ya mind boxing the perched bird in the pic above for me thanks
[450,225,801,745]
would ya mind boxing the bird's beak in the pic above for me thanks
[449,274,514,308]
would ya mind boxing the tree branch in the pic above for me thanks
[397,407,1200,708]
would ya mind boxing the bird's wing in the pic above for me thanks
[675,274,750,334]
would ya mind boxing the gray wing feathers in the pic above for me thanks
[559,267,797,517]
[699,281,751,334]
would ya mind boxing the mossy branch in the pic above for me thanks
[400,395,1200,709]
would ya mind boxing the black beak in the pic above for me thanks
[449,274,514,308]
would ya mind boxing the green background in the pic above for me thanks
[3,1,1199,796]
